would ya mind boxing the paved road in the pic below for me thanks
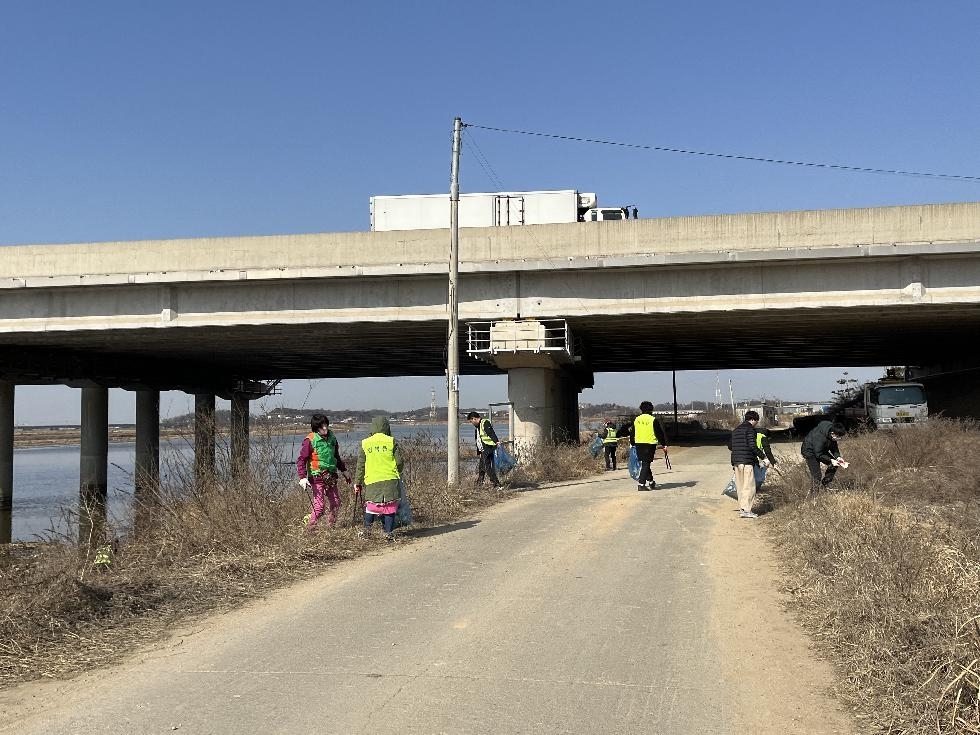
[0,446,847,735]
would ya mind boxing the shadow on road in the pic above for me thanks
[407,520,481,538]
[653,480,699,490]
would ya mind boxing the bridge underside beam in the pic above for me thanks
[1,302,978,389]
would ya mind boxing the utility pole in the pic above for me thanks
[447,116,462,486]
[729,378,737,418]
[429,388,437,422]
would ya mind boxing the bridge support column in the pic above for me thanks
[230,393,250,482]
[194,394,216,483]
[134,390,160,531]
[507,367,589,448]
[0,381,14,544]
[469,319,592,450]
[508,368,553,447]
[79,386,109,546]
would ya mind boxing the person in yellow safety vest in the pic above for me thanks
[466,411,503,489]
[296,413,351,530]
[601,420,621,471]
[629,401,669,491]
[755,427,778,491]
[354,415,404,541]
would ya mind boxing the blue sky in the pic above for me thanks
[2,1,978,423]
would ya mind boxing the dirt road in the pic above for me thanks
[0,445,853,734]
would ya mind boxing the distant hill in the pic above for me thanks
[161,398,802,428]
[163,405,492,428]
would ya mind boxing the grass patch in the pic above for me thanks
[0,430,603,687]
[765,419,980,734]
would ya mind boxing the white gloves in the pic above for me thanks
[832,457,849,468]
[762,459,772,468]
[299,477,311,490]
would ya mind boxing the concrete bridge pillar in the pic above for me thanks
[79,386,109,546]
[134,390,160,531]
[507,367,586,448]
[230,393,250,482]
[471,319,591,450]
[508,368,552,448]
[0,381,13,544]
[194,393,216,483]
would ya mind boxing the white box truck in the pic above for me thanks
[369,190,630,231]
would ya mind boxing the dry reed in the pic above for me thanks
[765,419,980,734]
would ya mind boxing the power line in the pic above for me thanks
[464,135,505,191]
[465,123,980,183]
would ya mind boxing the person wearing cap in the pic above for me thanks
[601,420,620,471]
[467,411,503,489]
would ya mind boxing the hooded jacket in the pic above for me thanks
[801,420,841,464]
[355,416,405,504]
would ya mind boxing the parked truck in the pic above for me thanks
[369,190,632,231]
[839,379,929,429]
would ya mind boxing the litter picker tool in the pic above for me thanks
[663,446,672,470]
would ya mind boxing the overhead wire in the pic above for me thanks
[460,126,609,350]
[465,123,980,183]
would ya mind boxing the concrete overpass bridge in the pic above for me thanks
[2,201,980,540]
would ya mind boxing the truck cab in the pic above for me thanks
[842,381,928,429]
[583,207,630,222]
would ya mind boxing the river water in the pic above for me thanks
[9,423,494,542]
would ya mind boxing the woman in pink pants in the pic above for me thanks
[296,413,350,529]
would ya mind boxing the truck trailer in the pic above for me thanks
[369,190,629,231]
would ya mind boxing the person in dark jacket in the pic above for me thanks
[801,420,847,489]
[629,401,669,491]
[729,410,766,518]
[467,411,502,489]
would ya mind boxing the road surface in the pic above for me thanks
[0,445,853,734]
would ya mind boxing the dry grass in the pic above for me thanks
[765,419,980,734]
[0,429,598,688]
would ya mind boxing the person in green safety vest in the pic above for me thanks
[354,415,404,541]
[466,411,503,489]
[601,420,621,471]
[629,401,669,491]
[296,413,351,530]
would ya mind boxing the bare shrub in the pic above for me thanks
[766,419,980,734]
[507,441,602,486]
